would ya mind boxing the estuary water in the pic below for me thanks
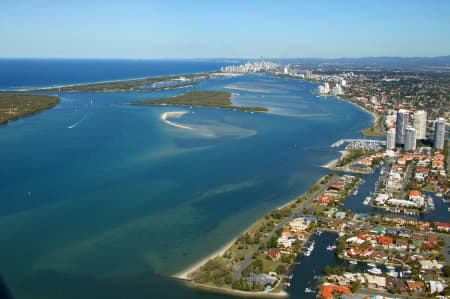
[0,60,373,299]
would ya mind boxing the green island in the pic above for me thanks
[0,93,60,125]
[129,91,269,112]
[30,73,219,92]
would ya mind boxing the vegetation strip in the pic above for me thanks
[30,73,220,92]
[130,91,269,112]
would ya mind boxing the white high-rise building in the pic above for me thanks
[395,109,409,144]
[339,79,346,86]
[405,127,417,151]
[305,70,312,79]
[386,128,396,150]
[434,118,446,150]
[318,85,325,94]
[413,110,427,140]
[332,84,342,95]
[324,83,330,94]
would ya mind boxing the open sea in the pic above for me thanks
[0,59,374,299]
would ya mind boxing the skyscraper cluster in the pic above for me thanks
[388,109,445,151]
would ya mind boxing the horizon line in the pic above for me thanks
[0,55,449,60]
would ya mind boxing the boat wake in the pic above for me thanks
[68,113,88,129]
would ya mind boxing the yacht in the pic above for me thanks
[367,263,376,268]
[368,268,382,275]
[305,287,315,293]
[349,260,358,265]
[387,271,398,278]
[385,265,395,271]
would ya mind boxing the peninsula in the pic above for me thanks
[129,91,269,112]
[30,73,219,92]
[0,93,60,125]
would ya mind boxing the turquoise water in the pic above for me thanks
[0,73,372,298]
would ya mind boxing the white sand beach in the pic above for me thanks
[173,237,237,280]
[321,150,349,168]
[161,111,194,130]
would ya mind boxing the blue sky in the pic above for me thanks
[1,0,449,58]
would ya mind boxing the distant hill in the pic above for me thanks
[215,56,450,69]
[280,56,450,68]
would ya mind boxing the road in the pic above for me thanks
[233,175,339,280]
[398,164,413,200]
[358,288,418,299]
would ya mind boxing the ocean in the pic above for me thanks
[0,59,373,299]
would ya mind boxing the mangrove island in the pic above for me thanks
[129,91,269,112]
[0,93,60,126]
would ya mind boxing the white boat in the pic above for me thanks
[305,287,315,293]
[368,268,382,275]
[326,245,336,251]
[436,193,442,197]
[385,265,395,270]
[349,260,358,265]
[387,271,398,278]
[367,263,376,268]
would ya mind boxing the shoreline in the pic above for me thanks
[190,283,288,298]
[173,237,238,280]
[321,150,349,168]
[335,95,384,137]
[15,71,218,92]
[172,174,329,289]
[160,111,194,130]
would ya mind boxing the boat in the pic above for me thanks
[387,271,398,278]
[326,245,336,251]
[436,193,442,197]
[368,268,382,275]
[367,263,376,268]
[305,288,315,293]
[349,260,358,265]
[385,265,395,270]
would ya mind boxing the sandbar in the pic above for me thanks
[224,86,271,93]
[161,111,194,130]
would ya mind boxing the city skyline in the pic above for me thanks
[1,0,450,59]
